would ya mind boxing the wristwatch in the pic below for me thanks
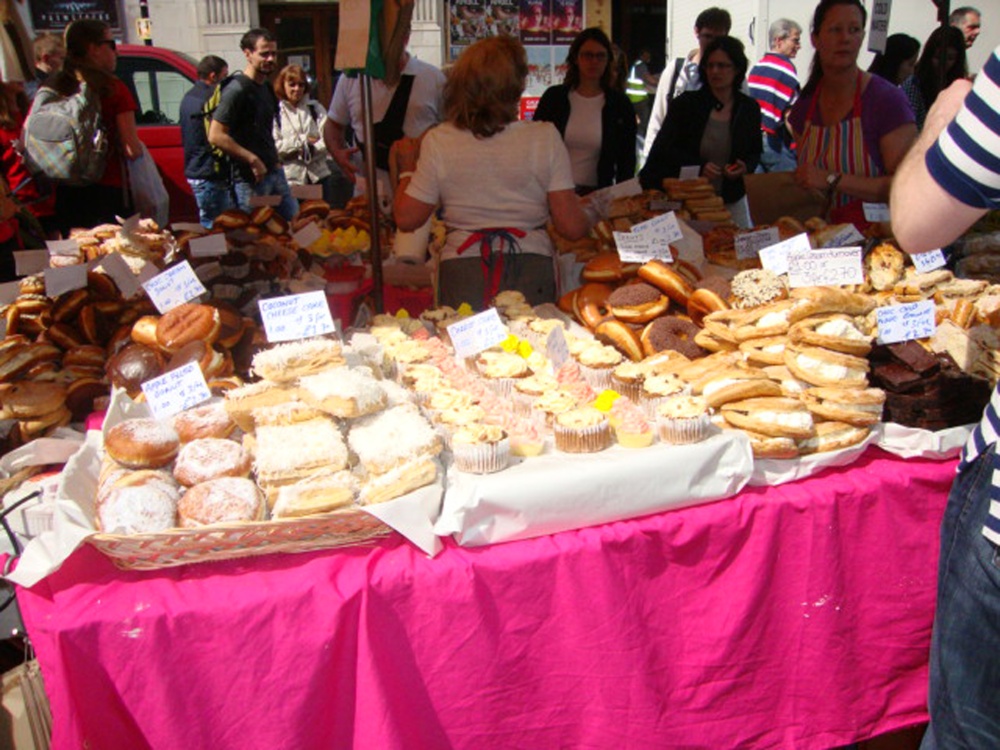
[825,172,843,196]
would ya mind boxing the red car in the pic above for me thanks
[115,45,200,224]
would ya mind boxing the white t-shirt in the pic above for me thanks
[327,56,445,139]
[406,121,575,260]
[564,91,604,188]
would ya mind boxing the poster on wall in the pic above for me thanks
[519,0,551,45]
[30,0,121,31]
[551,0,582,44]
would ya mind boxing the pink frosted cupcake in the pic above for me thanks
[532,388,578,428]
[656,395,711,445]
[507,417,546,457]
[554,407,612,453]
[610,397,655,448]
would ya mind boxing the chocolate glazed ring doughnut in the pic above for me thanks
[641,316,706,359]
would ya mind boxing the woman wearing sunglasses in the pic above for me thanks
[534,27,636,194]
[44,19,142,234]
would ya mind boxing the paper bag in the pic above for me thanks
[744,171,829,225]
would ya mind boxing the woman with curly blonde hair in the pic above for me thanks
[393,35,589,309]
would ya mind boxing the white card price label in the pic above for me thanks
[46,239,80,257]
[787,247,864,288]
[188,233,229,258]
[679,165,701,180]
[142,260,207,313]
[648,199,682,212]
[98,253,141,299]
[821,224,865,248]
[758,232,811,276]
[633,211,683,245]
[613,231,672,263]
[13,250,48,276]
[447,308,508,359]
[546,326,570,369]
[44,265,87,298]
[735,227,781,260]
[608,177,641,198]
[911,248,947,273]
[862,202,891,222]
[170,222,207,234]
[258,290,336,343]
[876,300,936,344]
[141,361,212,420]
[290,183,323,200]
[292,221,323,250]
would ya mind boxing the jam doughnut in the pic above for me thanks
[640,316,706,359]
[572,282,614,329]
[104,418,180,469]
[173,437,252,486]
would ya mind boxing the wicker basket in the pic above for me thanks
[87,507,391,571]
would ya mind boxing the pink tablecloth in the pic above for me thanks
[17,447,955,750]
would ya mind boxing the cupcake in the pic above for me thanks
[513,373,559,416]
[507,418,546,457]
[532,388,579,428]
[656,395,711,445]
[610,397,655,448]
[576,343,623,390]
[642,373,690,416]
[554,407,612,453]
[527,317,566,350]
[476,351,530,398]
[611,361,647,402]
[451,423,511,473]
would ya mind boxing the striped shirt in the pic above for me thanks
[929,46,1000,545]
[748,53,800,136]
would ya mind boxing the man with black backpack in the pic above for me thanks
[180,55,230,228]
[208,28,298,221]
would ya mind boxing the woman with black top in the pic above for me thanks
[534,28,636,193]
[639,36,761,227]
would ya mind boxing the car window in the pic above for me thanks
[116,57,194,126]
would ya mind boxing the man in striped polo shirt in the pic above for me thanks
[747,19,802,173]
[891,44,1000,750]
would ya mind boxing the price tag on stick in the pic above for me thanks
[447,308,508,358]
[258,290,336,342]
[141,361,212,419]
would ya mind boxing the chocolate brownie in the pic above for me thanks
[887,340,940,375]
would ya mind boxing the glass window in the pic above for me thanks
[116,58,193,126]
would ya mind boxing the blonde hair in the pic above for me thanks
[444,36,527,138]
[274,64,308,101]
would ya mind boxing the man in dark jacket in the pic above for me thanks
[180,55,230,227]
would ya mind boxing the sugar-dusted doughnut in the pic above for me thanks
[97,471,180,534]
[172,400,237,443]
[177,477,264,528]
[105,418,180,469]
[173,437,251,486]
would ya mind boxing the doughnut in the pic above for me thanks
[673,259,704,287]
[97,471,180,534]
[572,282,614,329]
[46,321,88,350]
[65,378,108,421]
[51,288,90,323]
[205,301,245,348]
[581,253,624,283]
[637,260,694,307]
[687,287,731,327]
[1,381,67,418]
[166,340,225,378]
[296,199,331,221]
[594,319,644,362]
[86,270,120,300]
[78,303,112,346]
[607,282,669,323]
[250,205,274,227]
[213,209,252,229]
[557,288,578,316]
[64,344,108,370]
[107,343,165,397]
[173,437,252,486]
[156,303,222,353]
[640,316,706,359]
[104,418,180,469]
[173,400,237,443]
[177,477,264,528]
[130,315,161,348]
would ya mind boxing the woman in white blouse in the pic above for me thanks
[272,64,336,203]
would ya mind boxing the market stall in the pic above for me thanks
[14,446,952,749]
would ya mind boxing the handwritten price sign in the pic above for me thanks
[787,247,864,288]
[876,300,936,344]
[735,227,781,260]
[911,249,947,273]
[613,231,672,263]
[142,261,207,314]
[258,290,336,342]
[447,308,508,358]
[141,361,212,419]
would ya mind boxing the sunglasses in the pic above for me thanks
[98,39,117,51]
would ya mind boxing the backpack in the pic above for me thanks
[21,82,108,185]
[666,57,684,104]
[199,73,240,180]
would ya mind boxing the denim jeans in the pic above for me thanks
[756,132,798,173]
[187,179,233,229]
[920,445,1000,749]
[233,169,299,221]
